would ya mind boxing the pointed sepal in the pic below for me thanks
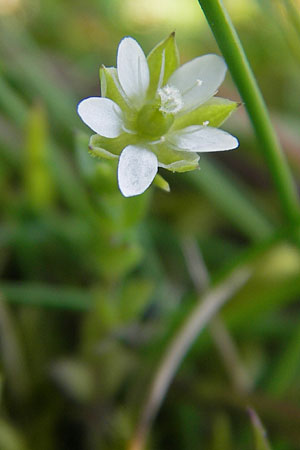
[153,173,170,192]
[147,32,180,98]
[172,97,239,130]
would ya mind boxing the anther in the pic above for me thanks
[158,85,184,114]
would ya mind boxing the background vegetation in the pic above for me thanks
[0,0,300,448]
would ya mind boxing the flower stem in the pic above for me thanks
[197,0,300,226]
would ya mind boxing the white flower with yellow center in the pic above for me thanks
[77,34,239,197]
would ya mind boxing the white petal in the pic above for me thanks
[117,37,149,109]
[168,54,227,112]
[77,97,124,138]
[167,125,239,152]
[118,145,158,197]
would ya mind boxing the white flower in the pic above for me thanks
[77,36,239,197]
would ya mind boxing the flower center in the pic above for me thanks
[157,85,184,114]
[136,102,174,137]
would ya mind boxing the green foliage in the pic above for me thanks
[210,413,233,450]
[0,420,28,450]
[25,103,54,211]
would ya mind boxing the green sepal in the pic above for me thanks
[172,97,239,130]
[147,32,180,98]
[89,133,137,160]
[153,173,170,192]
[153,142,200,173]
[99,66,131,114]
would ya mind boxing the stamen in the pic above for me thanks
[148,136,166,145]
[182,79,203,96]
[158,84,184,114]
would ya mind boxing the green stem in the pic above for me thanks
[197,0,300,226]
[284,0,300,42]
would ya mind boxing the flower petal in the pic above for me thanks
[167,54,227,112]
[118,145,158,197]
[167,125,239,152]
[77,97,124,138]
[117,37,150,110]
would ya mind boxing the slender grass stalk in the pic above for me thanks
[0,297,30,399]
[181,237,252,394]
[0,283,92,311]
[197,0,300,226]
[248,408,273,450]
[128,267,251,450]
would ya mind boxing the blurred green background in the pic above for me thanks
[1,0,300,448]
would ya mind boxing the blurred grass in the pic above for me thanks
[0,0,300,449]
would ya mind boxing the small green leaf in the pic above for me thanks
[119,278,154,322]
[89,133,137,160]
[153,142,199,173]
[98,243,143,280]
[25,102,54,210]
[153,173,170,192]
[248,408,272,450]
[51,359,95,403]
[211,413,233,450]
[147,32,180,98]
[172,97,239,130]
